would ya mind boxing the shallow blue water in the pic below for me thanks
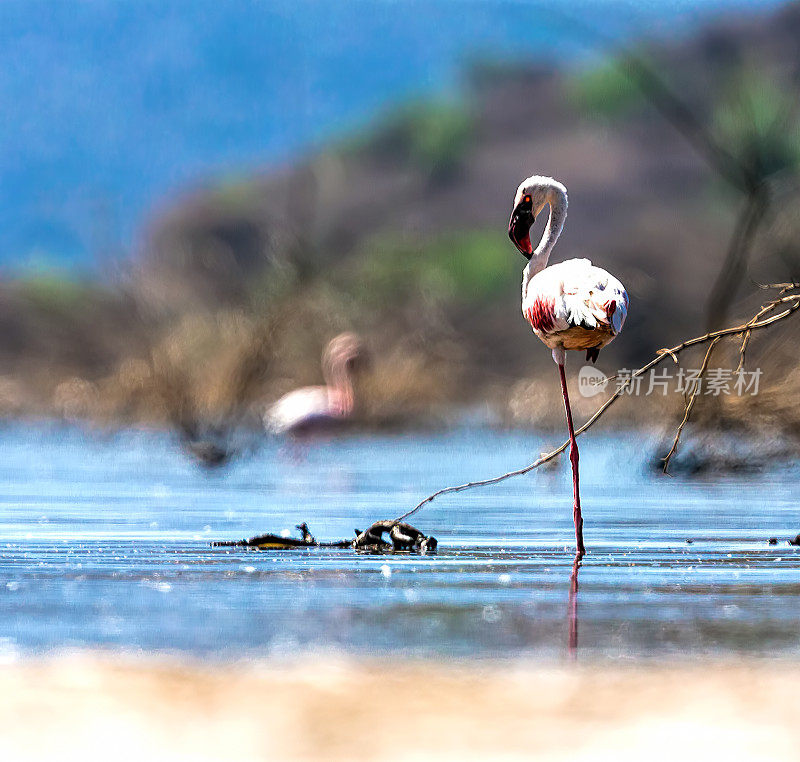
[0,425,798,661]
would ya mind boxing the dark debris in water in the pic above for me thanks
[649,432,796,477]
[212,520,437,554]
[766,535,800,546]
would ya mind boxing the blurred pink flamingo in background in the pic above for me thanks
[264,333,366,436]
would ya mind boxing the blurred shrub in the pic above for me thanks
[93,308,277,429]
[345,99,474,180]
[568,58,642,118]
[358,343,456,425]
[345,229,516,309]
[13,270,99,314]
[210,174,262,213]
[712,66,800,182]
[402,101,474,176]
[0,270,141,377]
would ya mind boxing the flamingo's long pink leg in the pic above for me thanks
[557,361,586,556]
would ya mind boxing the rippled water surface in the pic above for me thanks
[1,425,798,660]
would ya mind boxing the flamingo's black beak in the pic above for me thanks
[508,202,534,259]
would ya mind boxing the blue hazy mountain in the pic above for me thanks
[0,0,782,268]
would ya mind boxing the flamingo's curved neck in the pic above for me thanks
[324,360,355,416]
[523,184,568,295]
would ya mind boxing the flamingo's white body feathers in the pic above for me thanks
[522,258,628,351]
[265,386,348,435]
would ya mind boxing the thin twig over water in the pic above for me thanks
[661,337,721,474]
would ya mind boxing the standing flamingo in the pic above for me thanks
[264,332,366,436]
[508,176,628,555]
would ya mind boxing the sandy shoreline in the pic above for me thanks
[1,656,797,761]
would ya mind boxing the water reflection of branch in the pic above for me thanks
[395,285,800,522]
[568,553,581,660]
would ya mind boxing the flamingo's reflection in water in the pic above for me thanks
[568,553,582,660]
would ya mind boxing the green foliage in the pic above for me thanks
[211,174,261,212]
[13,270,99,314]
[713,67,800,181]
[405,102,473,174]
[346,230,517,309]
[568,59,642,118]
[344,99,475,178]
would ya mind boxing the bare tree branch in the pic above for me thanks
[735,289,799,370]
[617,56,757,194]
[661,336,720,474]
[705,188,771,330]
